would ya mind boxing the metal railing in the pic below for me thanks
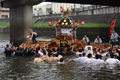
[33,6,120,19]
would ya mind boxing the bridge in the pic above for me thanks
[0,0,120,45]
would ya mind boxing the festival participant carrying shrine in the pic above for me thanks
[84,42,93,56]
[28,31,38,44]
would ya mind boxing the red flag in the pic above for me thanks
[48,20,51,26]
[109,20,115,37]
[81,20,84,25]
[60,7,63,13]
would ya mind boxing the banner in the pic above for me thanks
[109,20,115,37]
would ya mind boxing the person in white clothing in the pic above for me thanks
[84,53,94,67]
[84,53,93,64]
[94,36,102,44]
[84,42,93,56]
[69,53,88,62]
[97,55,105,65]
[111,30,120,47]
[82,35,90,44]
[91,54,105,70]
[91,54,105,66]
[106,53,120,69]
[38,48,43,57]
[76,48,83,56]
[101,49,107,57]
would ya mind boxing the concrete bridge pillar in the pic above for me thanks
[10,5,33,45]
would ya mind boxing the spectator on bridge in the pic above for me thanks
[28,31,38,44]
[82,35,90,44]
[94,36,102,44]
[111,30,120,47]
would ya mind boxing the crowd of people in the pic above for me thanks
[4,30,120,69]
[4,40,120,69]
[33,41,120,70]
[82,30,120,46]
[4,43,35,57]
[69,47,120,69]
[82,35,102,44]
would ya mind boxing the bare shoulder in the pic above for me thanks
[33,32,37,34]
[34,58,37,61]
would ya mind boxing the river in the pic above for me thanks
[0,34,120,80]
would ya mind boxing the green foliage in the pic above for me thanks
[0,20,120,29]
[33,22,120,28]
[0,22,10,28]
[33,19,38,24]
[33,22,54,28]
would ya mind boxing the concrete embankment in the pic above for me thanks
[1,27,120,43]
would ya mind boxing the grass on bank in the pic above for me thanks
[0,22,10,28]
[0,21,120,28]
[33,19,38,24]
[33,22,50,28]
[33,22,120,28]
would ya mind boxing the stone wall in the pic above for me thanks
[0,28,9,33]
[34,27,120,43]
[33,28,56,38]
[1,27,120,43]
[37,13,120,24]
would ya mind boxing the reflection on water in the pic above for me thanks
[0,34,120,80]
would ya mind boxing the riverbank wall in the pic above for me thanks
[0,27,120,43]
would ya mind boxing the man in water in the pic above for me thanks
[58,58,64,64]
[94,35,102,44]
[84,53,93,67]
[84,42,93,56]
[28,31,38,44]
[34,53,43,64]
[106,53,120,69]
[111,30,120,47]
[69,53,88,63]
[98,55,105,66]
[82,35,90,44]
[92,54,105,65]
[53,53,63,61]
[90,54,105,70]
[44,53,54,63]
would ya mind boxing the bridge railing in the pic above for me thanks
[33,6,120,19]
